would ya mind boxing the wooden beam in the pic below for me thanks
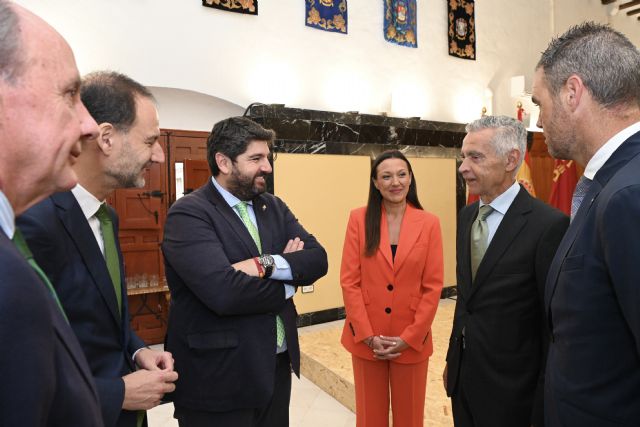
[626,6,640,14]
[602,0,617,4]
[619,0,640,9]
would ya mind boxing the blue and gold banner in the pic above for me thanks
[448,0,475,60]
[306,0,348,34]
[202,0,257,15]
[383,0,417,48]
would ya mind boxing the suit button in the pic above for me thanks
[385,307,391,314]
[387,284,394,291]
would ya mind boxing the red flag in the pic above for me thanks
[548,159,578,215]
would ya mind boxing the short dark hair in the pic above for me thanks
[0,0,23,84]
[537,22,640,109]
[364,150,423,257]
[207,116,275,176]
[80,71,155,133]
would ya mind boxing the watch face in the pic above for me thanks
[260,254,275,268]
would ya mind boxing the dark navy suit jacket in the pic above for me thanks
[0,228,103,426]
[545,131,640,426]
[446,185,568,427]
[18,191,145,427]
[162,180,328,413]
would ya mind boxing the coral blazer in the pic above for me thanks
[340,204,444,364]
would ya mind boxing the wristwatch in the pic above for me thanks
[257,254,275,278]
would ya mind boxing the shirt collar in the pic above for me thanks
[0,189,15,238]
[71,184,104,220]
[480,181,520,216]
[584,121,640,180]
[211,176,252,209]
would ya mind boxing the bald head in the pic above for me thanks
[0,1,99,214]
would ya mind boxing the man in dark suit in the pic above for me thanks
[532,23,640,426]
[444,116,568,427]
[0,1,104,425]
[18,71,178,427]
[162,116,328,427]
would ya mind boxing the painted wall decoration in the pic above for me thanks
[384,0,417,48]
[448,0,475,60]
[306,0,348,34]
[202,0,258,15]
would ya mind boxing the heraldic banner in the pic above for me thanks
[448,0,475,60]
[202,0,258,15]
[306,0,348,34]
[384,0,417,48]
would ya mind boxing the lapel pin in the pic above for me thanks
[262,204,266,211]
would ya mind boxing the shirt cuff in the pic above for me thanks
[270,255,293,281]
[284,284,295,299]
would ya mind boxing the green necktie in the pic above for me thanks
[470,204,494,282]
[12,228,69,322]
[235,202,285,347]
[95,204,122,314]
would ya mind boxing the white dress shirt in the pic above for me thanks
[479,180,521,245]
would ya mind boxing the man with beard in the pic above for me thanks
[532,23,640,426]
[17,71,178,427]
[162,116,328,427]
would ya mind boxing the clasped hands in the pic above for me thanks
[232,237,304,277]
[363,335,408,360]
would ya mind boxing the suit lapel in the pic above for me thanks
[468,187,530,301]
[52,192,122,327]
[253,196,273,254]
[544,134,640,311]
[394,205,424,271]
[459,205,475,299]
[51,305,100,400]
[378,206,393,269]
[203,181,261,257]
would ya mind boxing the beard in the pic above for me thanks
[105,137,148,189]
[227,166,268,201]
[545,100,577,161]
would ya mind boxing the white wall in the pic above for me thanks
[149,87,243,132]
[553,0,640,47]
[14,0,638,130]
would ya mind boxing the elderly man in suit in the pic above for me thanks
[162,116,328,427]
[18,71,178,427]
[444,115,568,427]
[532,23,640,426]
[0,1,104,425]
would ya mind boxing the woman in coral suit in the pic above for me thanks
[340,150,444,427]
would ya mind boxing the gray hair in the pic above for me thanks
[0,0,22,84]
[537,22,640,109]
[466,115,527,168]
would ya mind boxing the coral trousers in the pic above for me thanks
[352,355,429,427]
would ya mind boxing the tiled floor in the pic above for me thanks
[147,373,355,427]
[146,348,356,427]
[147,298,456,426]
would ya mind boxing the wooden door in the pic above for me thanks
[184,159,211,195]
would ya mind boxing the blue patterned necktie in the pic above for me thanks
[235,202,286,347]
[571,176,593,222]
